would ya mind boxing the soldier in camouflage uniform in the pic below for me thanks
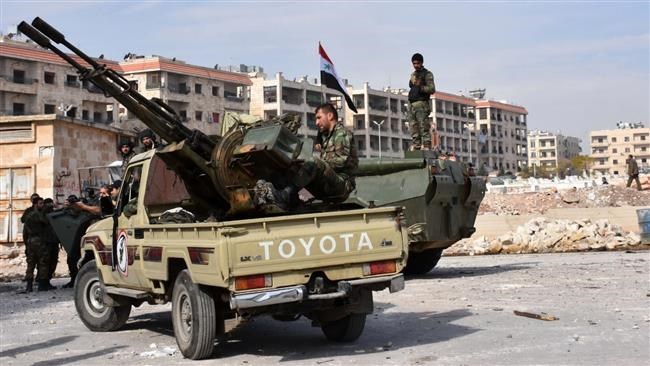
[23,197,56,291]
[21,193,40,292]
[255,103,358,209]
[407,53,436,150]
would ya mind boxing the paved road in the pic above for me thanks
[1,251,648,365]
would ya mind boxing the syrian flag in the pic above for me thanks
[319,43,357,113]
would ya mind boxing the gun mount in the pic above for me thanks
[18,17,308,218]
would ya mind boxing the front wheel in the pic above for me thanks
[321,313,367,342]
[171,270,222,360]
[74,260,131,331]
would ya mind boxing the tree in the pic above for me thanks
[557,158,573,178]
[571,155,594,176]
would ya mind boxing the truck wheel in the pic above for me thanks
[404,248,443,275]
[74,260,131,332]
[171,270,219,360]
[321,313,366,342]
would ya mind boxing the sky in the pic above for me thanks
[2,0,649,150]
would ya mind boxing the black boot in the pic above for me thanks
[37,280,56,291]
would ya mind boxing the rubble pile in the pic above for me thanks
[480,185,650,215]
[446,218,645,256]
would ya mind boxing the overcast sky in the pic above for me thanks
[2,1,648,148]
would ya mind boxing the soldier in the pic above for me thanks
[118,140,136,170]
[255,103,358,209]
[407,53,436,150]
[24,197,56,291]
[43,198,60,281]
[21,193,40,292]
[138,129,157,152]
[626,154,642,191]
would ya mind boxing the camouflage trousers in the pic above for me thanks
[407,100,432,149]
[294,158,355,202]
[24,237,51,282]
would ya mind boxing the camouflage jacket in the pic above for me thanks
[24,210,49,239]
[320,123,358,178]
[627,158,639,175]
[408,67,435,102]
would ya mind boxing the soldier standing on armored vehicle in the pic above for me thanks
[256,103,358,209]
[407,53,435,150]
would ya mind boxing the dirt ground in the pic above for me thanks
[0,251,648,365]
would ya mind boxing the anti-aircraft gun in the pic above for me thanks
[18,18,310,219]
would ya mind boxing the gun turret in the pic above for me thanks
[19,18,308,216]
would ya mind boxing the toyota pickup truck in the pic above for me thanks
[74,151,408,359]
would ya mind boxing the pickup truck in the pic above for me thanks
[74,151,408,360]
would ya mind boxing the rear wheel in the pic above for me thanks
[404,248,443,275]
[321,313,367,342]
[74,260,131,331]
[171,270,221,360]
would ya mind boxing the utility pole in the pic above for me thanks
[373,120,385,159]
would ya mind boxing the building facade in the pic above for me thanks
[0,38,121,126]
[527,130,582,170]
[590,123,650,175]
[474,100,528,173]
[432,92,479,166]
[120,55,251,136]
[0,115,126,244]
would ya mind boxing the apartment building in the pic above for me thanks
[120,55,251,135]
[249,72,345,141]
[0,38,121,125]
[474,100,528,172]
[527,130,582,169]
[346,83,411,158]
[432,92,479,166]
[590,123,650,175]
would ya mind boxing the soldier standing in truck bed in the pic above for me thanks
[407,53,436,150]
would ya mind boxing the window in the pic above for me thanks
[642,147,647,152]
[613,159,618,165]
[66,75,79,87]
[641,135,647,141]
[13,70,25,84]
[612,148,617,153]
[625,147,630,153]
[119,164,143,218]
[529,140,535,148]
[642,159,647,163]
[44,72,55,84]
[479,108,487,120]
[195,111,203,121]
[212,86,220,97]
[211,112,220,124]
[195,83,202,94]
[66,107,77,118]
[179,110,187,122]
[624,137,630,142]
[599,160,605,165]
[531,152,536,158]
[44,104,55,114]
[93,112,102,122]
[10,103,25,116]
[611,137,617,143]
[82,110,89,120]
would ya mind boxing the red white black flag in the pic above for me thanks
[319,43,357,113]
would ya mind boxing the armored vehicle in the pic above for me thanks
[19,18,409,360]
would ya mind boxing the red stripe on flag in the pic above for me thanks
[318,43,333,65]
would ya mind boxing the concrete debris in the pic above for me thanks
[480,185,650,216]
[446,218,644,256]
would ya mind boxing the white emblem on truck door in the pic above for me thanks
[257,232,374,260]
[116,230,129,276]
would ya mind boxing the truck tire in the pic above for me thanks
[74,260,131,332]
[404,248,443,275]
[171,270,218,360]
[321,313,366,342]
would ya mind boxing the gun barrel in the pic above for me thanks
[356,158,426,176]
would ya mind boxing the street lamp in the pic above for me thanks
[372,119,385,159]
[464,123,474,165]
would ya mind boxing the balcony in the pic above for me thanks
[168,84,191,94]
[369,103,388,112]
[226,95,245,103]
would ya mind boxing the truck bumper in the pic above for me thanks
[229,273,404,310]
